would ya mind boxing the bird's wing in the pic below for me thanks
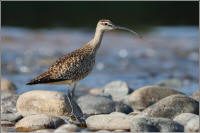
[27,50,84,85]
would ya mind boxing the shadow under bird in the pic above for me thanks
[26,19,141,96]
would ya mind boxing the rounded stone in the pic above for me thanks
[15,114,65,132]
[192,90,200,101]
[54,124,80,132]
[95,130,112,132]
[1,78,17,92]
[140,94,199,119]
[156,78,182,88]
[128,86,183,111]
[1,126,16,132]
[77,95,115,115]
[86,112,133,131]
[35,129,55,132]
[173,113,199,132]
[1,112,23,122]
[103,80,130,102]
[1,121,15,127]
[17,90,70,116]
[114,129,128,132]
[114,102,133,114]
[186,117,199,132]
[1,92,19,113]
[16,90,85,125]
[89,88,103,95]
[130,116,184,132]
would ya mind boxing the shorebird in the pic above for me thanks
[26,19,140,96]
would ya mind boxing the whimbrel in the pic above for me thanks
[26,19,140,96]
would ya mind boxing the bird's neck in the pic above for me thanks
[88,28,104,53]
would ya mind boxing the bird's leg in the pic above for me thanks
[66,84,75,98]
[66,83,78,98]
[65,85,75,122]
[66,84,72,97]
[70,83,77,98]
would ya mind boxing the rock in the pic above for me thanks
[35,129,55,132]
[173,113,198,126]
[1,121,15,127]
[110,112,127,115]
[130,116,184,132]
[122,95,131,105]
[15,114,66,132]
[54,124,80,132]
[128,111,141,116]
[77,95,133,115]
[103,80,131,102]
[95,130,111,132]
[80,128,90,132]
[16,90,68,116]
[141,94,199,119]
[114,102,133,114]
[1,112,23,122]
[86,112,133,131]
[16,90,85,125]
[186,116,199,132]
[1,126,16,132]
[156,78,182,88]
[192,90,200,101]
[1,78,17,92]
[89,88,103,95]
[1,92,19,113]
[77,95,115,115]
[128,86,183,111]
[173,113,199,132]
[114,129,127,132]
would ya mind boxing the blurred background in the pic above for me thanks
[2,1,199,28]
[1,1,199,95]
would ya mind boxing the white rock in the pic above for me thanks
[77,95,115,115]
[1,78,17,92]
[16,90,85,125]
[103,80,130,102]
[173,113,199,132]
[130,116,184,132]
[129,85,182,111]
[141,94,199,119]
[86,112,133,131]
[54,124,80,132]
[156,78,182,88]
[15,114,65,132]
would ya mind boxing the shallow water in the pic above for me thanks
[1,26,198,95]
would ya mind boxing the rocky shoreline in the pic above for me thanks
[1,78,199,132]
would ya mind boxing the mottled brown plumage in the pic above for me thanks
[27,44,96,85]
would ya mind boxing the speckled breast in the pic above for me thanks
[70,54,96,82]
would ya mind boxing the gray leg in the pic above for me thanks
[66,84,71,96]
[66,83,76,98]
[71,83,77,97]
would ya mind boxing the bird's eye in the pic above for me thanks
[104,23,108,26]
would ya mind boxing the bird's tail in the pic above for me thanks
[26,79,39,85]
[26,71,51,85]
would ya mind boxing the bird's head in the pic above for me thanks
[97,19,142,38]
[97,19,116,32]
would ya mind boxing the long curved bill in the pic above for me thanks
[113,25,142,38]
